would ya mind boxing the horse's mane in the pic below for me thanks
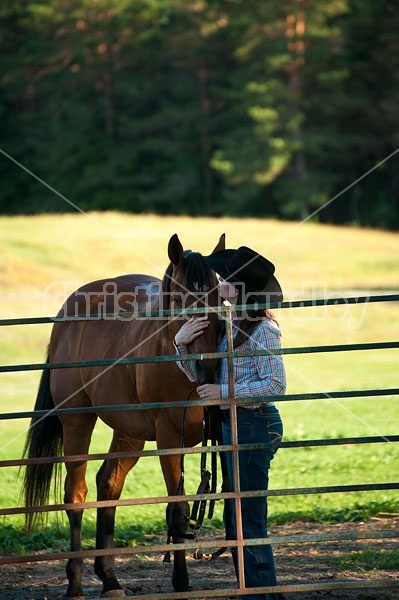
[161,251,216,309]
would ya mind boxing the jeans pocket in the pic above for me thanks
[266,418,283,454]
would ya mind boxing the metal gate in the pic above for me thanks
[0,293,398,598]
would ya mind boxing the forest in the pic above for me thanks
[1,0,398,228]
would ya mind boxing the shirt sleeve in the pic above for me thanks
[173,341,197,383]
[235,322,286,399]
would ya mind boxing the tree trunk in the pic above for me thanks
[286,3,308,220]
[197,65,214,214]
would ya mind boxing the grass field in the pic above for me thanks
[0,212,398,553]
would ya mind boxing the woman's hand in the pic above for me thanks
[196,384,221,400]
[174,316,209,346]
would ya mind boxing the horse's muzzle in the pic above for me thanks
[194,359,220,385]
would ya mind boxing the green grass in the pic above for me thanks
[0,213,398,554]
[340,547,399,571]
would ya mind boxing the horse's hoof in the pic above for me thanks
[100,590,126,598]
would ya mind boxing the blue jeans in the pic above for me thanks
[221,404,283,600]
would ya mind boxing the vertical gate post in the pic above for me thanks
[224,307,246,593]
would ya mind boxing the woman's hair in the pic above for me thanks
[222,290,278,348]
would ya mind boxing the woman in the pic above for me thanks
[174,246,286,600]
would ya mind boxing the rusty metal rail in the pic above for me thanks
[1,482,398,519]
[1,435,398,469]
[1,341,398,373]
[0,293,397,327]
[0,388,398,420]
[1,529,397,565]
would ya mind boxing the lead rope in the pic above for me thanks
[163,391,229,572]
[193,405,229,561]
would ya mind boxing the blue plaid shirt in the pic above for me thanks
[175,318,286,407]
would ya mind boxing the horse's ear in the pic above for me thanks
[211,233,225,254]
[168,234,184,266]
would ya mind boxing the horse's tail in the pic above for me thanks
[22,352,63,531]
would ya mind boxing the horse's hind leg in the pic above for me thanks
[94,431,144,598]
[62,414,97,599]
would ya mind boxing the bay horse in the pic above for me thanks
[23,233,224,598]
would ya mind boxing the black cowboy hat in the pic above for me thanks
[204,246,283,304]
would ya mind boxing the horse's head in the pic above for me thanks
[163,234,225,385]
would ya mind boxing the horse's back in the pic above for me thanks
[58,274,162,317]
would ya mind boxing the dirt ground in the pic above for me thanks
[1,518,398,600]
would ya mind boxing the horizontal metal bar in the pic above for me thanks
[2,436,398,469]
[1,341,398,373]
[106,580,399,600]
[1,387,397,421]
[1,294,398,326]
[117,580,399,600]
[280,341,399,354]
[1,482,398,518]
[283,434,399,447]
[278,387,399,401]
[0,529,397,565]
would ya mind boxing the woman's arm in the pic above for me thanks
[235,322,286,399]
[174,316,209,382]
[174,341,197,382]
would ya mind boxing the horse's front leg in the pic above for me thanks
[159,453,190,593]
[95,432,144,598]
